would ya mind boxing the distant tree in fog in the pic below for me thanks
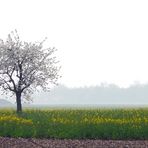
[0,30,60,112]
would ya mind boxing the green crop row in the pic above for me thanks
[0,108,148,139]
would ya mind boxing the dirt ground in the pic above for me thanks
[0,137,148,148]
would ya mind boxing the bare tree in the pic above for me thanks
[0,30,60,112]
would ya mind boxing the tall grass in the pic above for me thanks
[0,108,148,139]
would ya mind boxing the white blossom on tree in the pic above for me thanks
[0,30,60,112]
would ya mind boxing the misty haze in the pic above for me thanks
[30,83,148,105]
[2,83,148,107]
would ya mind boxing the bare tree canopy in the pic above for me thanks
[0,30,60,112]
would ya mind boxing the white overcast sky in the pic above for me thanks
[0,0,148,88]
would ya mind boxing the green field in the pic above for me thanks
[0,108,148,139]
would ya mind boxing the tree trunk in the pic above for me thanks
[16,92,22,113]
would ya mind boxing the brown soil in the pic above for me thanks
[0,137,148,148]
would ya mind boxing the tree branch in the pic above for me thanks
[6,68,16,92]
[0,78,14,92]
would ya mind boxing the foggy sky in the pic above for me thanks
[0,0,148,88]
[0,1,148,105]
